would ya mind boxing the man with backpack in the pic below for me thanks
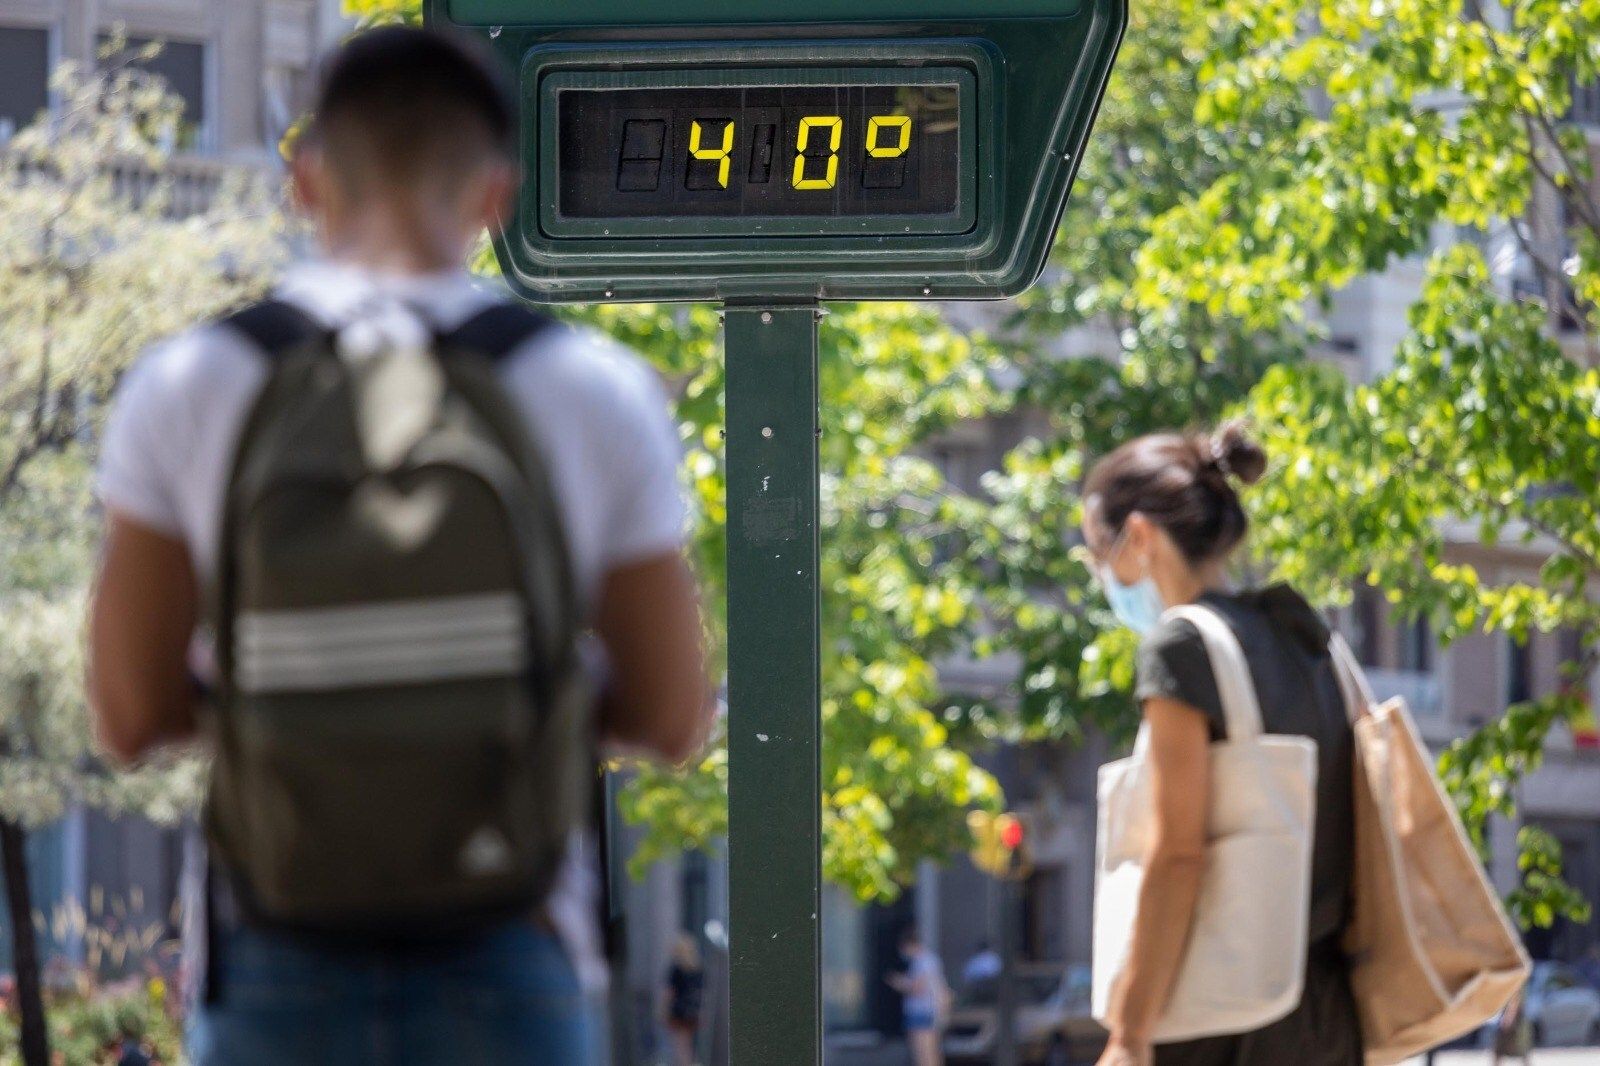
[88,26,711,1065]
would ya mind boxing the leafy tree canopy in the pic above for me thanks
[0,57,281,830]
[1149,0,1600,927]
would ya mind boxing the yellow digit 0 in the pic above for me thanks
[792,115,843,190]
[689,119,735,189]
[866,115,912,158]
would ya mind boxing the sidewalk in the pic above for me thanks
[1406,1052,1600,1065]
[828,1042,1600,1065]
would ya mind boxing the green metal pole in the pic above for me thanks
[725,303,822,1066]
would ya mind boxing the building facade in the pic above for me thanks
[1,0,347,155]
[0,0,348,976]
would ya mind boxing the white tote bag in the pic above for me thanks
[1092,605,1319,1042]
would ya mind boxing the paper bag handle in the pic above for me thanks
[1328,632,1375,723]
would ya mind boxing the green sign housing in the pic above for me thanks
[429,0,1125,303]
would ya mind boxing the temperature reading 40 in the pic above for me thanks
[684,114,908,192]
[556,81,963,222]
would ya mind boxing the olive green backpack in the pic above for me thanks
[206,299,591,936]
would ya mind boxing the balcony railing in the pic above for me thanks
[112,154,236,217]
[1365,667,1444,718]
[8,151,255,219]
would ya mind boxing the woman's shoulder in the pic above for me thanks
[1143,612,1205,658]
[1137,613,1214,695]
[1136,613,1225,736]
[1213,584,1332,653]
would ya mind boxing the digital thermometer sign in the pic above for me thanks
[556,83,962,222]
[541,67,975,239]
[433,2,1126,300]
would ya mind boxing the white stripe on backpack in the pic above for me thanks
[236,592,527,693]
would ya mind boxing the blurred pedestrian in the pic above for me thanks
[89,24,711,1066]
[1577,944,1600,990]
[115,1035,153,1066]
[1492,988,1532,1065]
[1084,425,1361,1066]
[664,934,705,1066]
[887,926,949,1066]
[960,940,1001,989]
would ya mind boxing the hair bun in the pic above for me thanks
[1208,422,1267,485]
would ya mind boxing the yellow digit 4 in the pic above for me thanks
[866,115,912,158]
[792,115,843,190]
[689,119,735,189]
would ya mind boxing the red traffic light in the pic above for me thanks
[999,816,1024,851]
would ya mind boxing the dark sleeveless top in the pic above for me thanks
[1136,585,1364,1064]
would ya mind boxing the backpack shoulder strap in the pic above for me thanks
[433,299,578,684]
[219,299,328,360]
[440,302,557,362]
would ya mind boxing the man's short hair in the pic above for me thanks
[307,26,516,194]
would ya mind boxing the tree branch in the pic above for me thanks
[1433,461,1600,578]
[1521,104,1600,238]
[1458,0,1600,250]
[1506,217,1594,334]
[0,439,46,505]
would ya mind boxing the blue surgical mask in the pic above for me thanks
[1094,526,1166,634]
[1101,570,1166,635]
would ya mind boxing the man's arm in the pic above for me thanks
[87,512,203,764]
[592,550,712,764]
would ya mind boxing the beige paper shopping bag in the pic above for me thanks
[1330,637,1530,1065]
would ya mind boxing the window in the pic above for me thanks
[98,35,207,148]
[1508,635,1534,706]
[1399,615,1432,674]
[1022,867,1068,962]
[1559,628,1584,679]
[680,849,710,940]
[821,889,869,1030]
[0,26,50,141]
[1554,197,1590,334]
[0,821,67,971]
[1352,588,1382,666]
[1570,76,1600,127]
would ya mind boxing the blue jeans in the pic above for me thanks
[188,921,601,1066]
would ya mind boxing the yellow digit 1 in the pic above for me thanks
[792,115,843,190]
[689,119,735,189]
[866,115,912,158]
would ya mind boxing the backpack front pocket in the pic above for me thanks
[219,675,546,930]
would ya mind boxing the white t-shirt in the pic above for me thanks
[97,260,689,993]
[100,260,687,609]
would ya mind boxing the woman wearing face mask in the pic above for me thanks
[1083,424,1361,1066]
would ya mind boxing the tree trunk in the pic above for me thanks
[0,816,49,1066]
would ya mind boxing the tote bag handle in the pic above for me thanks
[1159,605,1267,742]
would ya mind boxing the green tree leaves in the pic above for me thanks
[611,302,1010,901]
[0,61,281,831]
[1189,0,1600,925]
